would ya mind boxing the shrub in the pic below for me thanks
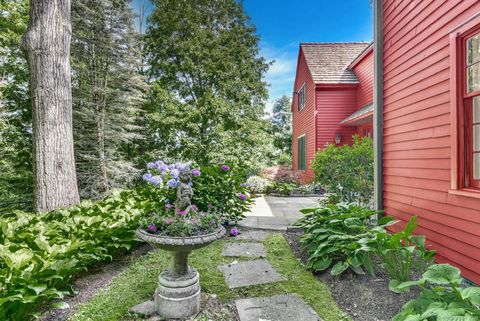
[192,163,252,223]
[373,216,436,289]
[265,181,298,196]
[261,165,298,183]
[276,153,292,166]
[0,189,142,321]
[393,264,480,321]
[295,203,392,276]
[137,161,221,236]
[312,135,373,205]
[246,176,270,194]
[294,183,324,195]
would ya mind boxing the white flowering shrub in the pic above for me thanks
[246,175,270,194]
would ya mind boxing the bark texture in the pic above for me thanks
[22,0,80,212]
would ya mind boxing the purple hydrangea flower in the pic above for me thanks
[149,175,162,186]
[238,193,247,201]
[241,183,247,187]
[220,165,230,171]
[230,227,239,236]
[167,179,178,188]
[147,224,157,233]
[175,162,190,171]
[142,173,153,182]
[147,162,157,169]
[165,218,174,225]
[158,163,169,173]
[170,169,180,179]
[191,168,201,177]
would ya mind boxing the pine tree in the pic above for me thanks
[71,0,146,199]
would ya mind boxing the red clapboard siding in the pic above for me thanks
[315,87,357,150]
[292,48,316,183]
[383,0,480,284]
[352,49,374,108]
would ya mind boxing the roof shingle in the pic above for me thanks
[300,42,370,84]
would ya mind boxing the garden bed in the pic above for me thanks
[285,231,420,321]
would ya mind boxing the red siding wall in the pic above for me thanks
[352,49,374,109]
[316,87,358,149]
[292,49,316,183]
[382,0,480,283]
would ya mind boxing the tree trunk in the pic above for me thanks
[22,0,80,212]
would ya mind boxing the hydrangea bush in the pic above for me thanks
[138,161,252,236]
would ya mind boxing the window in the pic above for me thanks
[297,135,306,171]
[298,83,306,112]
[465,33,480,188]
[450,17,480,194]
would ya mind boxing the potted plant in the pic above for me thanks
[134,161,225,319]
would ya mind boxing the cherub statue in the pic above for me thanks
[175,169,193,215]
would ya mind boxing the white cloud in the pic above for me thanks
[260,43,298,113]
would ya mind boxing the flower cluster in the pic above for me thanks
[143,160,201,189]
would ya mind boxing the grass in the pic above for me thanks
[69,233,348,321]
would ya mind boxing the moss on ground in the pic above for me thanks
[69,233,348,321]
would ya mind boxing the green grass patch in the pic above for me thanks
[69,233,348,321]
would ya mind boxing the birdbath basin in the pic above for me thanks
[134,226,226,319]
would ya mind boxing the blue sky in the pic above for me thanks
[131,0,373,112]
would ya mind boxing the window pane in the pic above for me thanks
[474,153,480,180]
[474,125,480,152]
[474,96,480,123]
[467,63,480,93]
[467,33,480,65]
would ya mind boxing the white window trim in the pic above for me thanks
[298,83,306,112]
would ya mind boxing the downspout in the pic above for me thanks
[373,0,384,212]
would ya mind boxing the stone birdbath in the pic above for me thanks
[132,166,226,319]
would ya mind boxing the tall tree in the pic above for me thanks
[144,0,274,172]
[0,0,33,212]
[71,0,146,199]
[22,0,80,212]
[271,95,292,155]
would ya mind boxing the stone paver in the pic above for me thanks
[235,294,322,321]
[222,242,266,258]
[236,230,270,242]
[240,195,321,230]
[218,259,285,289]
[129,300,156,317]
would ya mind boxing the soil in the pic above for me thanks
[39,244,153,321]
[285,231,420,321]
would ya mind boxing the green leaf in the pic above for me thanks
[389,279,410,293]
[460,287,480,305]
[52,302,70,310]
[312,258,332,271]
[28,284,47,295]
[330,261,349,276]
[423,264,462,285]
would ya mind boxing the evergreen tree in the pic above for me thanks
[271,95,292,155]
[0,0,33,212]
[71,0,146,198]
[144,0,274,172]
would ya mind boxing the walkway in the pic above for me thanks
[218,230,322,321]
[239,195,320,230]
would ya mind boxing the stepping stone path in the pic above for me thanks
[222,243,266,258]
[219,259,285,289]
[236,230,270,242]
[236,294,322,321]
[219,230,323,321]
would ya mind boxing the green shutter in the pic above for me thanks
[298,136,306,170]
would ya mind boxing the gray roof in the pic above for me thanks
[340,103,374,124]
[301,42,370,84]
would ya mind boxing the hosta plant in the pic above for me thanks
[0,189,142,321]
[393,264,480,321]
[295,203,393,276]
[373,216,436,290]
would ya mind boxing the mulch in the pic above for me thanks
[285,231,420,321]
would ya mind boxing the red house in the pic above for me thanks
[375,0,480,283]
[292,42,374,183]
